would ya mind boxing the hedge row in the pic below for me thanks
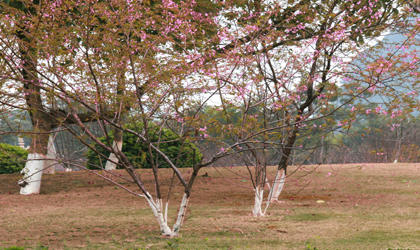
[0,143,28,174]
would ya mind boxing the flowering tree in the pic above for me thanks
[0,0,127,194]
[0,0,228,237]
[197,0,414,216]
[337,9,420,163]
[0,0,219,193]
[1,0,419,237]
[406,0,420,12]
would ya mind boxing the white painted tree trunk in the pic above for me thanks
[269,169,286,202]
[173,193,190,234]
[157,199,173,235]
[265,177,271,190]
[19,153,45,195]
[43,135,57,174]
[105,140,123,170]
[252,186,264,217]
[146,192,190,237]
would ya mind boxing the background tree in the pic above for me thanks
[86,122,202,169]
[197,0,412,215]
[0,109,32,146]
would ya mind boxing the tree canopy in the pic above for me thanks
[1,0,419,236]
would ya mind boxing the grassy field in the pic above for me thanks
[1,163,420,249]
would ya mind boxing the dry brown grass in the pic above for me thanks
[1,163,420,249]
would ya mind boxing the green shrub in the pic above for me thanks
[86,125,202,169]
[0,143,28,174]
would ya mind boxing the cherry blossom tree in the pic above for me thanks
[198,0,415,216]
[0,0,128,193]
[406,0,420,12]
[0,0,225,237]
[0,0,219,193]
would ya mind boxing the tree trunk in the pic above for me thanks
[18,105,52,195]
[270,124,298,201]
[104,128,123,170]
[43,134,57,174]
[17,25,52,194]
[146,192,190,237]
[268,169,285,202]
[105,67,127,170]
[172,193,190,235]
[148,198,173,236]
[252,185,264,217]
[19,153,44,195]
[19,129,50,194]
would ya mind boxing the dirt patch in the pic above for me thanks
[285,195,332,201]
[1,163,420,249]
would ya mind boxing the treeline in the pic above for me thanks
[3,107,418,169]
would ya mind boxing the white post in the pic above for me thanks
[19,153,45,195]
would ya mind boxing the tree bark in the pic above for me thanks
[19,153,44,194]
[173,193,190,235]
[252,185,264,217]
[104,128,123,170]
[147,197,173,236]
[43,134,57,174]
[146,192,190,237]
[18,27,53,194]
[268,169,285,202]
[270,120,299,201]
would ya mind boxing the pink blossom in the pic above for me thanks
[199,126,207,132]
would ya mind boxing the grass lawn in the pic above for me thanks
[1,163,420,249]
